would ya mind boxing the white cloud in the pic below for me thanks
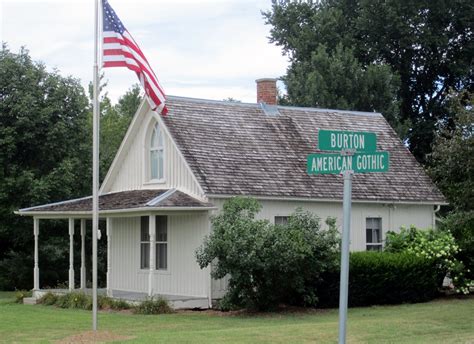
[1,0,287,103]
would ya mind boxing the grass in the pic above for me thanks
[0,292,473,343]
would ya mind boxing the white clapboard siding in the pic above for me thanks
[210,198,433,251]
[105,112,204,199]
[209,198,434,298]
[110,213,210,297]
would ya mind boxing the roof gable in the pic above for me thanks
[100,98,205,200]
[162,96,445,204]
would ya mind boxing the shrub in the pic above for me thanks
[439,211,474,281]
[55,293,72,308]
[38,292,58,306]
[133,297,173,315]
[317,251,442,308]
[109,298,131,310]
[196,197,339,310]
[37,291,130,311]
[55,292,90,309]
[98,295,131,310]
[386,225,472,294]
[14,290,32,303]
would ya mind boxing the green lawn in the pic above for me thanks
[0,292,472,343]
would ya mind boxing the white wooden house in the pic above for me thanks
[17,79,446,308]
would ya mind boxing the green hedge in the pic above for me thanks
[317,251,442,308]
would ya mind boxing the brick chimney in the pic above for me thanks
[256,78,277,105]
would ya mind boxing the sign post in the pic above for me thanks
[338,168,352,344]
[307,129,389,344]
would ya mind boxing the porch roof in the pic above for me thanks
[16,189,215,217]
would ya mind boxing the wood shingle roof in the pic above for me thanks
[163,96,445,204]
[19,189,213,213]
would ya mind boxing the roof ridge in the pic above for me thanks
[167,95,381,117]
[146,188,176,206]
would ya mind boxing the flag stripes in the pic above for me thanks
[102,0,167,114]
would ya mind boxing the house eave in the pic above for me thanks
[206,194,448,206]
[15,206,217,219]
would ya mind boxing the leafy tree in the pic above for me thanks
[283,43,402,133]
[264,0,473,162]
[0,44,91,289]
[429,91,473,212]
[196,197,339,310]
[115,84,142,118]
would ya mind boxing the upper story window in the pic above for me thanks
[150,122,164,181]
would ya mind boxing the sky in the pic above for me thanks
[0,0,288,104]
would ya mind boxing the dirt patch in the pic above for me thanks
[177,305,333,317]
[55,330,134,344]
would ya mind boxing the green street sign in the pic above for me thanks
[307,151,389,174]
[352,151,389,173]
[307,153,352,175]
[318,130,377,152]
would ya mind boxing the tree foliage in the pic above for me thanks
[88,81,142,180]
[439,211,474,281]
[0,44,91,289]
[428,91,473,211]
[0,46,140,290]
[196,197,339,310]
[264,0,473,161]
[96,84,141,179]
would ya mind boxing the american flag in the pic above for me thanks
[102,0,168,115]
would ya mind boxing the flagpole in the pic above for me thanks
[92,0,100,331]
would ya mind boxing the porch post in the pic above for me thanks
[33,217,39,291]
[80,219,86,290]
[148,215,156,296]
[106,217,112,297]
[68,218,75,290]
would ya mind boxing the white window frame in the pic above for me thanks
[139,215,169,272]
[140,216,150,270]
[148,122,165,183]
[366,217,383,251]
[155,216,168,271]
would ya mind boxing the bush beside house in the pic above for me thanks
[37,291,172,314]
[198,197,472,311]
[316,252,442,308]
[439,211,474,281]
[385,226,473,294]
[196,197,340,310]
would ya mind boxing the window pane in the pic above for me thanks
[366,228,373,243]
[366,218,373,230]
[140,243,150,269]
[141,217,149,241]
[373,218,381,230]
[157,128,164,147]
[150,150,158,179]
[374,228,381,243]
[156,243,167,269]
[157,150,164,180]
[275,216,288,225]
[151,123,162,148]
[156,216,167,241]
